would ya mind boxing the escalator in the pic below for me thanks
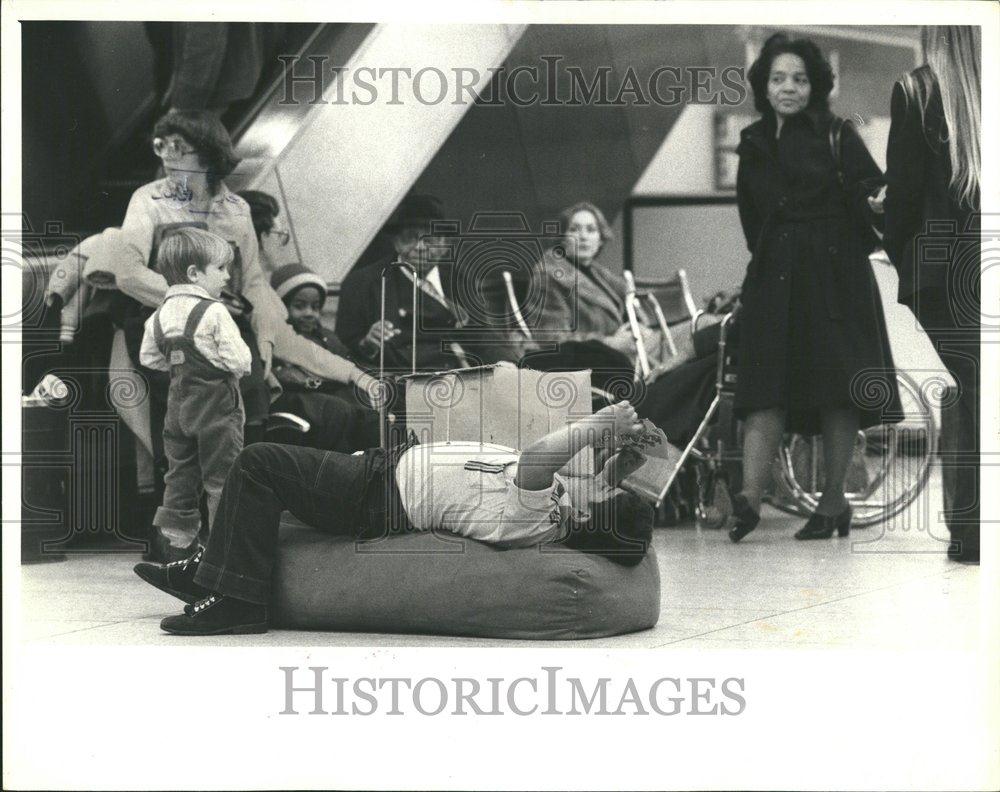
[21,21,333,242]
[232,23,528,283]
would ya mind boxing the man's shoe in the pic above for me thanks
[727,494,760,542]
[134,548,207,604]
[160,594,269,636]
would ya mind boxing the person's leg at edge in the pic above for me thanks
[935,339,980,561]
[916,292,979,561]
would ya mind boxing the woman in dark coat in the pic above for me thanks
[729,33,900,543]
[878,26,981,563]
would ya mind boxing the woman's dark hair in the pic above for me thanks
[238,190,280,241]
[747,33,835,116]
[152,110,240,192]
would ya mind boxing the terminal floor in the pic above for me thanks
[19,469,981,649]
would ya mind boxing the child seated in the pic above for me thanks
[269,263,355,391]
[269,263,379,451]
[139,228,251,562]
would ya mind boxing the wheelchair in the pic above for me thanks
[664,307,936,530]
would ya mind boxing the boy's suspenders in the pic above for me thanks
[153,297,216,363]
[181,299,215,338]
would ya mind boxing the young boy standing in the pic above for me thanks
[138,228,252,561]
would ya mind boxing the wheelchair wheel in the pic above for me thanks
[768,372,936,527]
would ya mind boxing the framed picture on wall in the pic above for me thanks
[714,111,754,191]
[716,149,740,192]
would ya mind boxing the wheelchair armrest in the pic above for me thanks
[691,309,707,336]
[590,386,617,407]
[266,411,312,434]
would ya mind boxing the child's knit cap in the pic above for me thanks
[271,263,328,305]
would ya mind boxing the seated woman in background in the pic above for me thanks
[511,201,721,445]
[514,201,664,393]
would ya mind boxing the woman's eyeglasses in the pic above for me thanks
[152,136,197,158]
[265,229,290,247]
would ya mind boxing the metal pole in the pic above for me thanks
[379,267,388,449]
[623,270,651,380]
[503,270,532,339]
[411,266,418,375]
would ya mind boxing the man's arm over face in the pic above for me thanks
[514,401,643,491]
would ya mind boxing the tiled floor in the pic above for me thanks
[19,469,980,649]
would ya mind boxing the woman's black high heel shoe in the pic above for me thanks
[794,503,852,540]
[728,494,761,542]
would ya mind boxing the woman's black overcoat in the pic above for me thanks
[734,107,902,435]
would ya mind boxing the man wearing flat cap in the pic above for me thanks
[335,194,512,373]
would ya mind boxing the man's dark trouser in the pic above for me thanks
[193,443,402,604]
